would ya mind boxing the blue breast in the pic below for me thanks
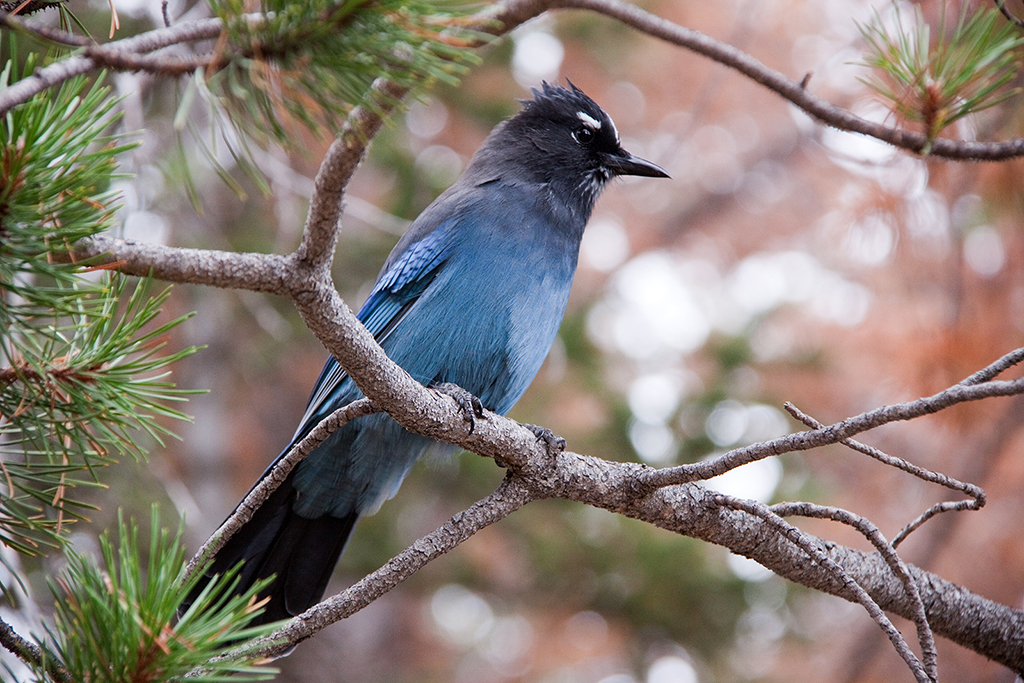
[290,180,585,518]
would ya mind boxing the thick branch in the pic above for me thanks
[189,434,1024,671]
[69,236,297,294]
[565,471,1024,673]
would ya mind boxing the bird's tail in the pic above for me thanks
[183,470,358,627]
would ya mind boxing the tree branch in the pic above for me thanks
[185,416,1024,672]
[202,476,535,666]
[784,402,985,548]
[643,356,1024,489]
[0,14,227,112]
[69,236,296,294]
[545,0,1024,160]
[294,78,411,271]
[181,398,379,586]
[769,500,938,682]
[0,613,69,683]
[10,0,1024,159]
[601,475,1024,673]
[716,496,934,683]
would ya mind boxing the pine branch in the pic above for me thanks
[0,68,198,556]
[0,1,64,17]
[859,5,1024,146]
[36,508,279,683]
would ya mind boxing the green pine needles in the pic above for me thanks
[0,275,199,555]
[1,64,198,558]
[859,5,1024,146]
[201,0,482,141]
[34,508,278,683]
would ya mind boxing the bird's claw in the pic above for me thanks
[433,382,484,433]
[525,424,566,454]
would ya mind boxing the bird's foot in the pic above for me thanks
[432,382,485,433]
[524,424,566,455]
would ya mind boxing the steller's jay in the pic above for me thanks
[189,82,668,626]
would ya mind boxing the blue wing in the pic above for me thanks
[291,221,456,441]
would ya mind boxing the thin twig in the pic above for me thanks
[181,398,378,585]
[642,354,1024,488]
[994,0,1024,28]
[958,346,1024,385]
[783,402,985,548]
[189,475,535,670]
[714,495,933,683]
[549,0,1024,161]
[0,15,227,113]
[771,501,938,682]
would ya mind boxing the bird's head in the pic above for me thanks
[467,82,668,219]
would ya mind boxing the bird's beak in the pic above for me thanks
[603,149,670,178]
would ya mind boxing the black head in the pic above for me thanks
[466,82,668,219]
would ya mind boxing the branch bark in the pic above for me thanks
[0,614,69,683]
[192,417,1024,672]
[194,476,535,669]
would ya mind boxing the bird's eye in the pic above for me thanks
[573,127,595,145]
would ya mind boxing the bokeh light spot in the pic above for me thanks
[706,457,782,503]
[430,584,494,647]
[582,216,631,272]
[964,225,1005,278]
[629,421,678,465]
[647,655,698,683]
[406,98,449,140]
[512,27,564,86]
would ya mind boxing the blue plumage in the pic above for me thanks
[191,82,668,625]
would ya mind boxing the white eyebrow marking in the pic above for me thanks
[576,111,601,130]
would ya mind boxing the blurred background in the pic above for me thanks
[10,0,1024,681]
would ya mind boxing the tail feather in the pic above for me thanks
[184,471,359,627]
[281,513,357,617]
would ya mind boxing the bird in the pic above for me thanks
[187,81,668,627]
